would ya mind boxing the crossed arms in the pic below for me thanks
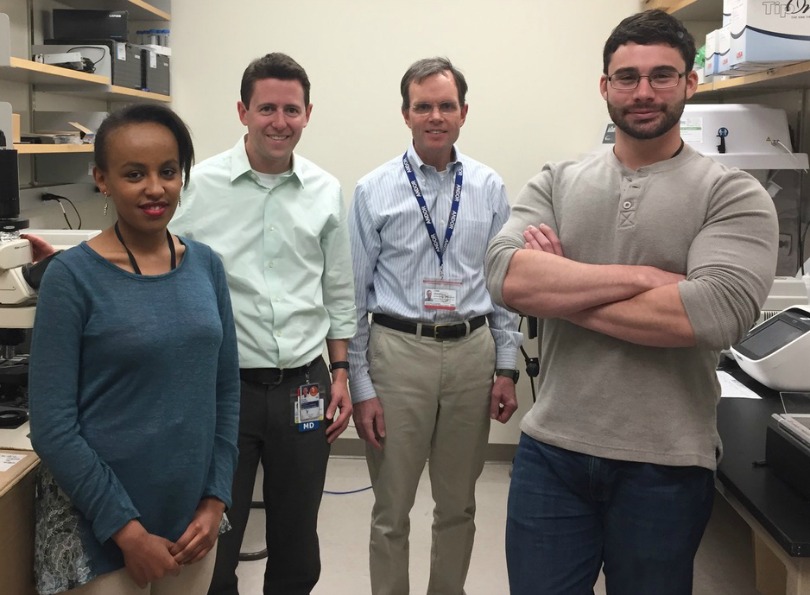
[485,160,778,352]
[504,224,694,348]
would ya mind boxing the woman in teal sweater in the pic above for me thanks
[28,103,240,595]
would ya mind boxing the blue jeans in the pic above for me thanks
[506,434,714,595]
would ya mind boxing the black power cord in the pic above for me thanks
[518,316,540,403]
[41,193,82,230]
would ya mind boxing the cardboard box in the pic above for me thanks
[0,449,39,595]
[12,113,20,143]
[729,0,810,71]
[723,0,732,27]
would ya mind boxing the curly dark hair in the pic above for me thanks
[603,9,696,74]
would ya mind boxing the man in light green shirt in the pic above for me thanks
[170,52,356,595]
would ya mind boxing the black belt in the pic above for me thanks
[239,357,320,385]
[373,313,486,341]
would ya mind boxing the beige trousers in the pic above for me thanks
[366,323,495,595]
[66,543,216,595]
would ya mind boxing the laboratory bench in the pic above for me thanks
[0,442,38,595]
[717,363,810,595]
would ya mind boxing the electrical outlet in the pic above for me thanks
[778,233,792,259]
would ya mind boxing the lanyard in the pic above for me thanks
[115,221,176,275]
[402,153,463,279]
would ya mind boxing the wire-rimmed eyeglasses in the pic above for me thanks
[607,68,687,90]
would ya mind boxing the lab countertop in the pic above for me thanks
[0,420,32,451]
[717,365,810,557]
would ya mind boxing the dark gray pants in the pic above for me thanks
[208,357,331,595]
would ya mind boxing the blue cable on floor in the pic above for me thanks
[323,485,372,495]
[322,422,373,494]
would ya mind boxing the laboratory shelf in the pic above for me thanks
[13,144,94,154]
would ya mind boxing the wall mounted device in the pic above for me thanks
[601,104,809,170]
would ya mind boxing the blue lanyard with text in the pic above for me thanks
[402,153,463,279]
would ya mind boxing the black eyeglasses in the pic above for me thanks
[607,68,687,90]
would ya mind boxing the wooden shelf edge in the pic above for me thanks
[108,85,171,102]
[128,0,171,20]
[6,57,110,85]
[695,61,810,95]
[14,144,94,155]
[665,0,702,14]
[642,0,723,20]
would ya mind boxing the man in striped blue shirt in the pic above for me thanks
[347,57,522,595]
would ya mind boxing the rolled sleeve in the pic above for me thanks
[679,172,778,349]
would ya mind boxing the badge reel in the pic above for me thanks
[291,378,324,433]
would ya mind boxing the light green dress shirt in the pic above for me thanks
[170,136,357,369]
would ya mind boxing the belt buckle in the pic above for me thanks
[433,324,448,341]
[433,323,461,341]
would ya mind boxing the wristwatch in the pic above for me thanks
[495,368,519,383]
[329,361,350,374]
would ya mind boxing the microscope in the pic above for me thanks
[0,143,34,429]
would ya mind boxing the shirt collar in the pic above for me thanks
[229,135,304,188]
[406,142,463,174]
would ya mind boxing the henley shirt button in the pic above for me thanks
[267,260,274,268]
[623,201,632,209]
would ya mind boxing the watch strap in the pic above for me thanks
[495,368,519,382]
[329,360,350,373]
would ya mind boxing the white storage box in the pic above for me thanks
[729,0,810,71]
[716,26,733,74]
[704,30,718,77]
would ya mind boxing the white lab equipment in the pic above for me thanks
[0,238,36,328]
[731,306,810,392]
[600,104,810,170]
[0,229,99,329]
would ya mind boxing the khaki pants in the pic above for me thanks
[66,543,216,595]
[366,323,495,595]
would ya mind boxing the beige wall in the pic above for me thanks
[170,0,640,444]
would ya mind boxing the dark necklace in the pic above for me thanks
[671,139,685,159]
[114,221,176,275]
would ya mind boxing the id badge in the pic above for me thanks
[423,277,462,311]
[292,383,324,432]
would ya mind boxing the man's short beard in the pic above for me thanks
[608,98,685,140]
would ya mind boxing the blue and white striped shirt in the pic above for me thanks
[348,144,522,402]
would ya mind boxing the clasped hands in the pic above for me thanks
[112,497,224,588]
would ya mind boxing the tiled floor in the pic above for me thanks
[236,457,760,595]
